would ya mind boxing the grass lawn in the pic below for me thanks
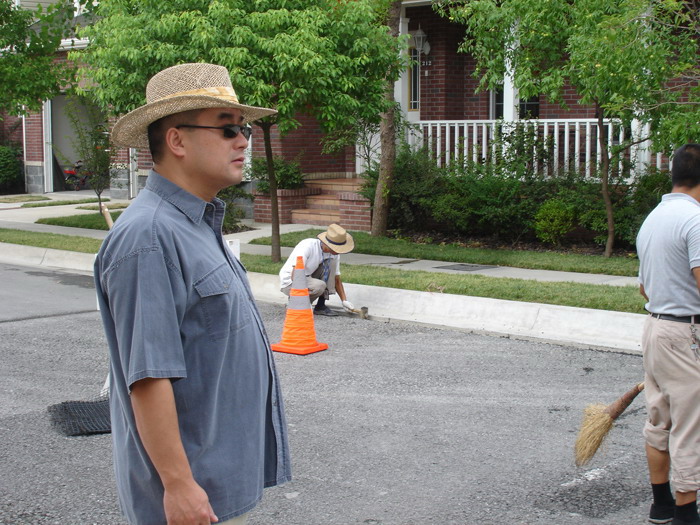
[251,228,640,277]
[0,195,50,203]
[0,227,645,313]
[36,211,123,230]
[242,253,646,314]
[77,203,129,211]
[0,228,103,253]
[22,198,111,208]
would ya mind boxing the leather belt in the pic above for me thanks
[650,313,700,323]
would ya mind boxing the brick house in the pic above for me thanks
[4,0,673,231]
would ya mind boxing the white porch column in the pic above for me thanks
[502,61,518,122]
[128,148,139,198]
[631,119,652,175]
[42,100,53,193]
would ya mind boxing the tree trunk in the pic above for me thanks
[596,105,615,258]
[371,0,402,237]
[260,122,281,262]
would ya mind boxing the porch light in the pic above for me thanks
[413,27,430,55]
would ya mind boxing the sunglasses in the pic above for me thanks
[175,123,252,140]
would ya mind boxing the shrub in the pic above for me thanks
[360,144,445,231]
[534,199,576,245]
[0,145,23,192]
[248,155,304,194]
[218,183,253,234]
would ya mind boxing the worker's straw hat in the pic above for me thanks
[318,224,354,254]
[111,63,277,149]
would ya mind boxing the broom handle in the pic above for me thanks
[605,381,645,420]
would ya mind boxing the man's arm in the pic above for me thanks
[334,275,347,302]
[639,284,648,301]
[131,378,218,525]
[693,267,700,294]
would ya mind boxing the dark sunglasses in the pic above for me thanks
[175,123,252,140]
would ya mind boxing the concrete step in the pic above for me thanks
[305,194,340,210]
[291,208,341,226]
[305,178,363,195]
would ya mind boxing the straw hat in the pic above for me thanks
[111,63,277,149]
[318,224,354,254]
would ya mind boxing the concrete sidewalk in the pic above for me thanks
[0,192,645,352]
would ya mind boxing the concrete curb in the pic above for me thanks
[249,272,645,354]
[2,242,645,354]
[0,242,95,273]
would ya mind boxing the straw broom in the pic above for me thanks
[574,382,645,466]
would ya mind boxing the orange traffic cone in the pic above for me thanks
[272,256,329,355]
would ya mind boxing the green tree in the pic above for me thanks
[436,0,699,256]
[0,0,75,116]
[73,0,404,261]
[59,95,118,217]
[371,0,403,238]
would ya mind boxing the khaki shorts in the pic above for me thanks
[643,315,700,492]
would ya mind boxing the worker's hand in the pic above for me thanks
[342,300,355,312]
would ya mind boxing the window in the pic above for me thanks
[408,47,420,111]
[491,88,540,119]
[519,95,540,119]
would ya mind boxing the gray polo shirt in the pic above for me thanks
[637,192,700,316]
[94,171,291,525]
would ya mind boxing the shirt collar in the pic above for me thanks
[145,170,225,224]
[662,192,700,208]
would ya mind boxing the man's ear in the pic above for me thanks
[164,127,187,159]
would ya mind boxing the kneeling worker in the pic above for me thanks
[280,224,355,316]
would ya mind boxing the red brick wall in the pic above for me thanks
[253,113,355,176]
[339,192,371,231]
[408,6,469,121]
[0,115,24,147]
[406,6,599,121]
[24,111,44,162]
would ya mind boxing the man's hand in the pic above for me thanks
[163,478,218,525]
[342,300,355,312]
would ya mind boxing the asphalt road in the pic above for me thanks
[0,262,652,525]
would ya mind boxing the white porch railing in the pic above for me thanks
[404,118,668,176]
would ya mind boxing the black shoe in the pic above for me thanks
[650,503,675,524]
[672,518,700,525]
[313,305,338,317]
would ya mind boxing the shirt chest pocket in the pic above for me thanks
[193,263,251,342]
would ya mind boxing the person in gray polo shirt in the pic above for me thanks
[637,143,700,525]
[94,63,291,525]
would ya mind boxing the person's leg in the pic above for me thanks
[647,319,700,524]
[644,317,675,524]
[647,443,675,523]
[282,278,326,302]
[647,443,671,483]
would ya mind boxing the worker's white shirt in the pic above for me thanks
[279,238,341,288]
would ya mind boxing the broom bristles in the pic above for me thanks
[575,403,614,467]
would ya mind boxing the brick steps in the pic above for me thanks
[253,178,371,231]
[305,194,340,210]
[291,178,366,229]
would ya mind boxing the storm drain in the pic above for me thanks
[435,263,497,272]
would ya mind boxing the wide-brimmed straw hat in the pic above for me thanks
[318,224,354,254]
[111,63,277,149]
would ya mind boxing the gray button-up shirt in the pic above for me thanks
[94,171,291,525]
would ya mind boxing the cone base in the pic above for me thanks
[271,342,328,355]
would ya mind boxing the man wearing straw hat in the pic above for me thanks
[94,63,291,525]
[637,143,700,525]
[279,223,355,316]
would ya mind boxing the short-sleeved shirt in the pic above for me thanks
[279,237,340,288]
[637,192,700,316]
[94,171,291,525]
